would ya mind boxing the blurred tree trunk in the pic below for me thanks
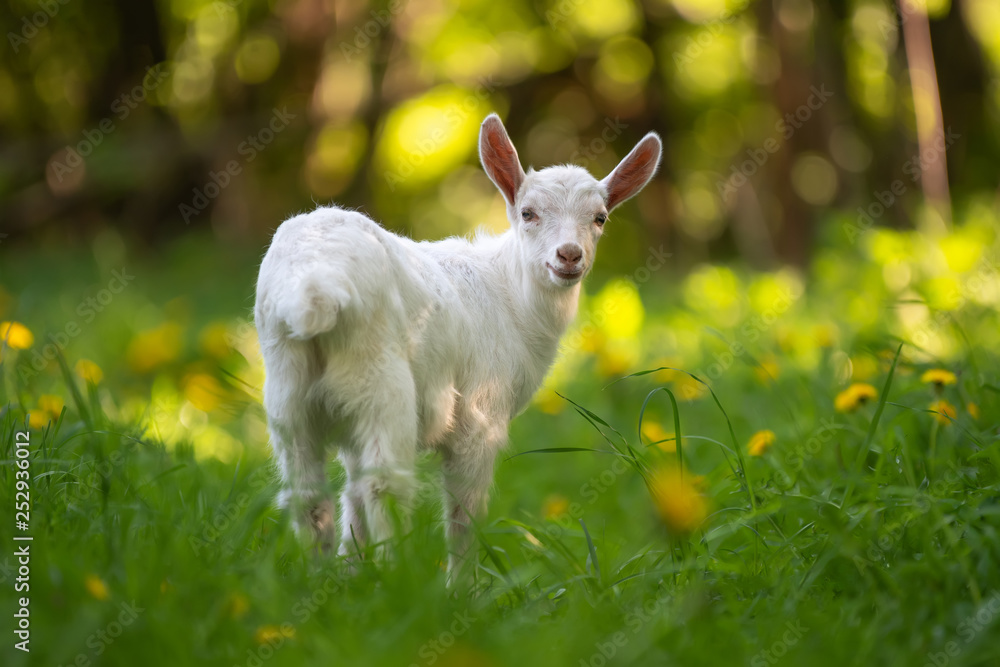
[899,0,950,230]
[96,0,166,118]
[757,0,820,267]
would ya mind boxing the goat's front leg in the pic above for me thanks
[442,445,496,581]
[342,358,419,559]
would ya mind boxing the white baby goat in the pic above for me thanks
[255,114,661,573]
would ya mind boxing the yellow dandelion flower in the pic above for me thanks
[39,394,64,414]
[649,358,682,384]
[754,357,780,385]
[541,494,569,520]
[593,278,644,340]
[651,465,708,535]
[812,323,838,348]
[747,429,776,457]
[929,400,956,425]
[534,389,564,415]
[834,383,878,413]
[227,593,250,619]
[596,341,637,378]
[126,322,183,373]
[967,402,979,420]
[688,474,709,492]
[673,374,707,402]
[775,326,796,352]
[0,321,33,349]
[75,359,104,384]
[199,322,233,360]
[641,420,676,452]
[578,327,605,354]
[29,394,64,428]
[254,624,295,645]
[850,355,879,382]
[85,574,109,600]
[182,373,225,412]
[921,369,956,387]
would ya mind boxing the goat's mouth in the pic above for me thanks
[545,263,584,284]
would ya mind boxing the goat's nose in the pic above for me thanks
[556,243,583,265]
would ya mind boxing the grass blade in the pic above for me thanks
[611,367,756,511]
[639,386,683,473]
[842,343,902,507]
[505,447,627,462]
[578,519,602,585]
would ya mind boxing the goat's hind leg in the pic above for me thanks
[337,450,367,559]
[270,420,336,552]
[264,343,336,552]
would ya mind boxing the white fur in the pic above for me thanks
[254,114,661,573]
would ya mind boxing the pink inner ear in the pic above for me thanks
[482,122,523,204]
[606,138,660,210]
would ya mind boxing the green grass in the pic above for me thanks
[2,231,1000,666]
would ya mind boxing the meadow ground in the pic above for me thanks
[1,216,999,667]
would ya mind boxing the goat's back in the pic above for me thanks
[255,206,554,442]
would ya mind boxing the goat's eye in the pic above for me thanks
[521,209,535,221]
[595,213,607,226]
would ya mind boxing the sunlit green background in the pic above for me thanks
[2,0,1000,665]
[3,0,998,459]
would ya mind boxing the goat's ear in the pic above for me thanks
[601,133,662,211]
[479,114,525,207]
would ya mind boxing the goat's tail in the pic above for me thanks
[275,269,353,340]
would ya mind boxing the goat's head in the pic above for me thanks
[479,113,662,289]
